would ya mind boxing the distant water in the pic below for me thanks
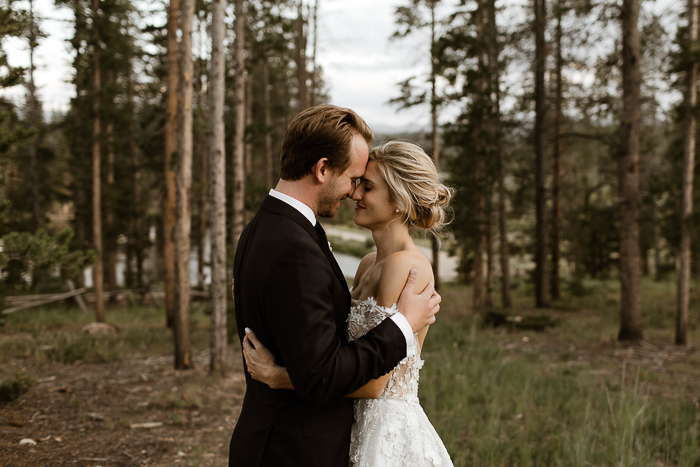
[334,252,362,279]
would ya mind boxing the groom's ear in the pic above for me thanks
[313,158,330,183]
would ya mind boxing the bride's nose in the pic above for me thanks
[351,186,362,201]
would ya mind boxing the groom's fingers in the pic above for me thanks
[400,269,418,297]
[419,277,436,297]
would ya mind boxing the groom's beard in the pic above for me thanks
[317,177,344,218]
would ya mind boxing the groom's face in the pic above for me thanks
[317,133,369,218]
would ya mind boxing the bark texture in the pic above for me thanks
[209,0,228,374]
[676,0,697,346]
[617,0,643,341]
[92,0,105,322]
[534,0,549,308]
[174,0,195,369]
[232,0,246,254]
[163,0,179,328]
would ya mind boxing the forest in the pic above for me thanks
[0,0,698,465]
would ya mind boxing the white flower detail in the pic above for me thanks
[328,241,332,251]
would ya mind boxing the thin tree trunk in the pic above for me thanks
[296,1,308,111]
[263,56,274,188]
[245,75,253,177]
[27,0,40,233]
[232,0,246,254]
[429,1,441,290]
[498,145,511,308]
[164,0,179,328]
[676,0,697,346]
[92,0,105,322]
[209,0,228,375]
[485,191,494,308]
[106,119,118,299]
[617,0,643,341]
[309,0,318,106]
[197,141,207,290]
[174,0,195,369]
[534,0,549,308]
[128,66,143,290]
[485,0,510,308]
[653,202,661,280]
[473,160,485,313]
[551,0,563,300]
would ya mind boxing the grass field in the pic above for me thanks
[0,276,698,466]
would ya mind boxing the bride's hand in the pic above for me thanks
[242,328,294,390]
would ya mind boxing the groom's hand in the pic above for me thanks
[397,270,441,333]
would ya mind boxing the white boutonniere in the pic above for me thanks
[328,241,333,252]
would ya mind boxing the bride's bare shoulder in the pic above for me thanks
[376,251,432,306]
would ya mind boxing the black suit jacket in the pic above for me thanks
[228,195,406,467]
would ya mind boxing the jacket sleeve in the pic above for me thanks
[263,240,406,405]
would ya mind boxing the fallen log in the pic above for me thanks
[2,288,87,315]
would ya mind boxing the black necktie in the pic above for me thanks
[314,221,328,249]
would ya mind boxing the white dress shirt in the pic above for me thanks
[268,189,416,357]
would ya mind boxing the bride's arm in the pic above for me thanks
[242,329,294,390]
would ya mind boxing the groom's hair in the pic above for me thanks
[279,105,374,181]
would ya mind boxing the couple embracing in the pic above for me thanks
[229,104,454,467]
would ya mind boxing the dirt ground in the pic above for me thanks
[0,351,246,467]
[1,314,698,467]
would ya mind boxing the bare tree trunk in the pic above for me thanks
[551,0,563,300]
[485,0,510,309]
[27,0,40,233]
[263,56,274,188]
[485,191,494,308]
[653,202,661,280]
[92,0,105,322]
[128,68,143,291]
[106,118,118,299]
[498,146,511,308]
[617,0,643,341]
[174,0,195,370]
[429,1,441,290]
[676,0,697,346]
[164,0,179,328]
[245,75,253,177]
[296,1,308,111]
[309,0,318,106]
[473,160,485,313]
[197,142,207,290]
[209,0,228,375]
[232,0,246,254]
[534,0,549,308]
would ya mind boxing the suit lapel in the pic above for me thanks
[261,195,351,301]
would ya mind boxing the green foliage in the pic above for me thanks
[0,370,33,403]
[0,228,94,292]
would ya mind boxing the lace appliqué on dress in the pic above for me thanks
[347,297,453,467]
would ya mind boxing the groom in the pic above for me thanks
[229,105,441,467]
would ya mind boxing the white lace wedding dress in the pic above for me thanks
[347,296,454,467]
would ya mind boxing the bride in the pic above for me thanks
[243,140,454,467]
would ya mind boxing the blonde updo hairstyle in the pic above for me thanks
[368,140,453,235]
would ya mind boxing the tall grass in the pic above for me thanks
[419,278,700,466]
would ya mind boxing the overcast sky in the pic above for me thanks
[1,0,681,131]
[2,0,442,131]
